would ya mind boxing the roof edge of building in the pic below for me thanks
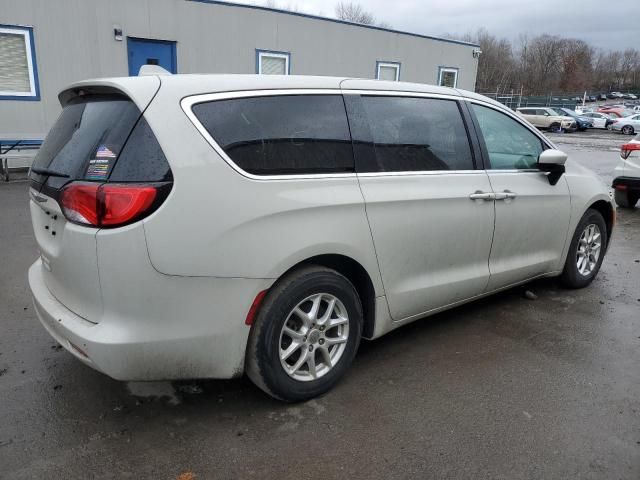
[187,0,481,48]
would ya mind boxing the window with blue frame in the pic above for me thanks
[438,67,458,88]
[376,61,400,81]
[0,25,40,100]
[256,50,290,75]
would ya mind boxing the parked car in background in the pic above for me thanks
[598,106,636,118]
[610,113,640,135]
[575,105,593,114]
[26,74,614,401]
[598,94,607,101]
[588,95,597,102]
[516,107,576,131]
[612,134,640,208]
[581,111,615,129]
[556,108,593,131]
[633,106,640,112]
[622,93,638,100]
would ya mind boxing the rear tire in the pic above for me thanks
[559,209,607,289]
[246,265,363,402]
[615,189,638,208]
[622,125,634,135]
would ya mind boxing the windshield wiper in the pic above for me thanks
[30,167,70,178]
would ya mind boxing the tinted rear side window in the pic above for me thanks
[109,117,172,182]
[355,96,474,172]
[32,95,140,187]
[192,95,354,175]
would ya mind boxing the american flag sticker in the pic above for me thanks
[95,145,117,158]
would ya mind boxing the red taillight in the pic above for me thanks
[100,184,157,226]
[60,183,101,226]
[60,182,159,228]
[621,142,640,159]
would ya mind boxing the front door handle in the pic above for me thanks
[469,191,494,201]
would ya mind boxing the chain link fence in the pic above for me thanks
[478,90,640,111]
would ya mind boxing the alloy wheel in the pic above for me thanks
[576,224,602,276]
[279,293,349,382]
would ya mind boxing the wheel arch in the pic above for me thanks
[276,254,378,339]
[587,199,615,250]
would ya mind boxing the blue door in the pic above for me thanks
[127,37,177,76]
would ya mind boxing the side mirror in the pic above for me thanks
[538,149,567,185]
[539,149,567,166]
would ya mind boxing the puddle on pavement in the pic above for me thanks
[126,381,181,405]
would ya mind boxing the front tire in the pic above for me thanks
[246,266,363,402]
[622,125,635,135]
[615,189,638,208]
[559,209,607,289]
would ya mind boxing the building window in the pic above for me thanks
[438,67,458,88]
[376,61,400,81]
[256,50,290,75]
[0,25,39,100]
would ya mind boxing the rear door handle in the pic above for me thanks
[469,191,494,201]
[495,190,518,201]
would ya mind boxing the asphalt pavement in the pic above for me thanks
[1,129,638,479]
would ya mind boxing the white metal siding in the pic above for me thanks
[0,0,478,138]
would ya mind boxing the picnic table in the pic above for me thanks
[0,135,44,181]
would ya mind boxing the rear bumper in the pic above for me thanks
[29,260,269,380]
[612,176,640,193]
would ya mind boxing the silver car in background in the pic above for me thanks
[611,113,640,135]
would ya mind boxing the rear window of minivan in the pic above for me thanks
[31,94,172,190]
[191,95,354,175]
[33,96,139,183]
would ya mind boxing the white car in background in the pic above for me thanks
[28,74,614,401]
[610,113,640,135]
[575,106,594,114]
[515,107,576,131]
[612,134,640,208]
[581,111,615,129]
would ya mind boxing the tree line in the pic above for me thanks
[447,29,640,95]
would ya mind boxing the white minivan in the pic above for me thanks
[29,74,614,401]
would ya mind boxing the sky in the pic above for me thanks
[228,0,637,51]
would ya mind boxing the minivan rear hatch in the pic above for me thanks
[29,78,162,322]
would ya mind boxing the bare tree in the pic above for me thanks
[263,0,299,12]
[441,29,516,94]
[559,39,593,92]
[335,2,375,25]
[619,49,640,87]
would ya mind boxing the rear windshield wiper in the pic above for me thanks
[30,167,70,178]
